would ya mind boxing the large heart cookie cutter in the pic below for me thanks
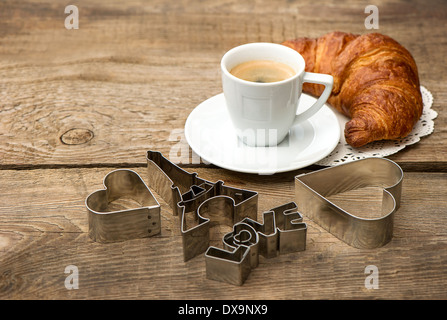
[86,169,161,243]
[295,158,403,249]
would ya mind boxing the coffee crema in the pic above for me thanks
[230,60,296,83]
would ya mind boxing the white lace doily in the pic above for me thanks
[316,86,436,166]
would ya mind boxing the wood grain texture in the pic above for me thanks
[1,167,447,299]
[1,0,447,300]
[0,0,446,170]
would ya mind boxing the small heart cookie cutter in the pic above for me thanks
[86,169,161,243]
[295,157,403,249]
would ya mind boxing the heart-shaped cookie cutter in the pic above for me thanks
[86,169,161,243]
[295,157,403,249]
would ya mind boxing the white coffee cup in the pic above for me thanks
[221,42,333,147]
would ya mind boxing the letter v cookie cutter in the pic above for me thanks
[295,157,403,249]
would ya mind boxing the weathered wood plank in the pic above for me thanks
[0,0,445,170]
[1,0,446,301]
[1,167,446,299]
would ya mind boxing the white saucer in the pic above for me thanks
[184,93,341,174]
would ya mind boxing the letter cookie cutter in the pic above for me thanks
[146,151,259,262]
[86,169,161,243]
[205,202,307,286]
[295,157,403,249]
[85,151,308,286]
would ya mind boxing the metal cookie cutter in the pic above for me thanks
[205,202,307,286]
[86,169,161,243]
[86,151,308,286]
[295,157,403,249]
[146,151,258,262]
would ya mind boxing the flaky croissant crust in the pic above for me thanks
[282,31,423,147]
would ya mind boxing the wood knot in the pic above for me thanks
[60,128,94,145]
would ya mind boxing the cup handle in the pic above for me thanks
[292,72,333,126]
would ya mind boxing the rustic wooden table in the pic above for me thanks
[1,0,446,300]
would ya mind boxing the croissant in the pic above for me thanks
[282,31,423,147]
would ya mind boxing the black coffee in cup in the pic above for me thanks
[230,60,295,83]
